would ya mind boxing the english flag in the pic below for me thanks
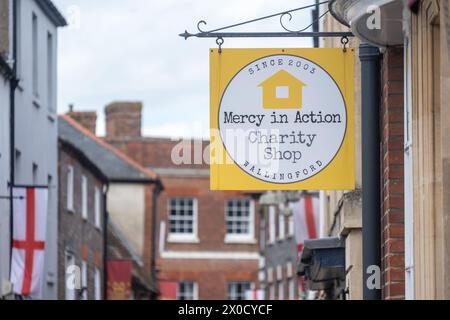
[291,194,320,253]
[10,187,48,299]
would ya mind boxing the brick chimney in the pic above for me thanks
[67,105,97,135]
[105,102,142,138]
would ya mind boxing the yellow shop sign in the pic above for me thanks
[210,48,355,191]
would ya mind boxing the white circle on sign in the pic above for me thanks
[218,54,347,184]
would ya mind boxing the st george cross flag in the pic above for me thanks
[10,187,48,299]
[291,194,320,254]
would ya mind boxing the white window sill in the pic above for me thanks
[167,234,199,244]
[67,208,75,214]
[224,235,256,244]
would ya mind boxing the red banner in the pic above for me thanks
[159,281,178,300]
[107,260,133,300]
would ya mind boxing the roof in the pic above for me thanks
[59,138,109,183]
[59,115,159,183]
[36,0,67,27]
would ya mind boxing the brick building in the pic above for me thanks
[58,126,108,300]
[322,0,450,300]
[259,192,299,301]
[103,102,260,300]
[59,114,161,299]
[322,1,406,300]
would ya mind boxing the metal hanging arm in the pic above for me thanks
[179,1,353,40]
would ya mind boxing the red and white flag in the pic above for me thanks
[10,187,48,299]
[291,194,320,253]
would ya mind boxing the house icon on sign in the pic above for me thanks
[258,69,306,109]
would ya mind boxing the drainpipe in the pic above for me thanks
[9,0,18,273]
[150,181,162,300]
[359,43,381,300]
[102,183,109,300]
[312,0,320,48]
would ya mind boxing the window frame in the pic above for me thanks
[81,260,88,300]
[94,268,101,300]
[81,175,88,220]
[288,278,295,300]
[167,198,199,243]
[287,213,295,238]
[277,280,285,300]
[47,31,55,113]
[67,165,74,212]
[227,281,252,301]
[268,206,276,244]
[177,281,198,300]
[224,199,255,244]
[278,209,286,241]
[32,12,39,98]
[94,186,101,229]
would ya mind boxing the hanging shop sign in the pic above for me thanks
[210,48,355,190]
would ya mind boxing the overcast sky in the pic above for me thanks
[53,0,317,138]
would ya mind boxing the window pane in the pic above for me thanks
[177,282,196,300]
[168,198,195,235]
[228,282,251,300]
[225,200,251,236]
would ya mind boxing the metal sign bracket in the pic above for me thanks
[179,1,353,45]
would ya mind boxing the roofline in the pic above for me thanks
[109,178,161,185]
[60,115,160,182]
[105,136,210,143]
[58,138,109,183]
[35,0,67,27]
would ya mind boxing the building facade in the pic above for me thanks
[405,0,450,299]
[0,0,65,299]
[319,10,364,300]
[59,114,160,299]
[261,192,300,301]
[57,135,108,300]
[324,0,450,300]
[103,102,260,300]
[0,0,13,298]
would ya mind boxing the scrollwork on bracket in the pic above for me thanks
[180,1,331,39]
[280,10,330,33]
